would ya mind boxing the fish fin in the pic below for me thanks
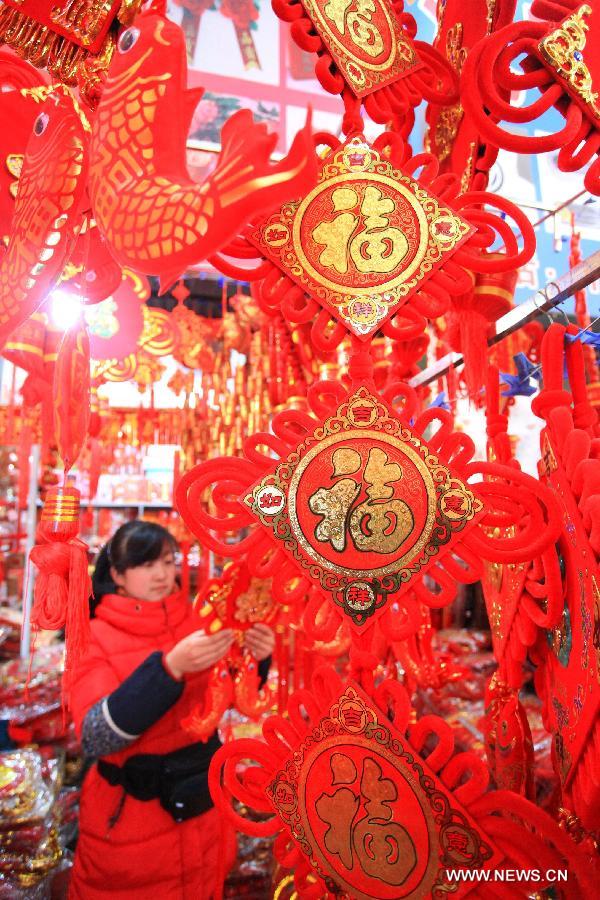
[268,106,317,186]
[183,87,205,136]
[158,269,184,295]
[216,109,277,175]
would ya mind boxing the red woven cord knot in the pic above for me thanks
[348,343,375,387]
[349,647,378,695]
[572,402,598,432]
[486,412,509,439]
[341,92,364,137]
[30,541,72,580]
[350,649,378,674]
[582,494,600,555]
[531,388,572,421]
[565,324,598,432]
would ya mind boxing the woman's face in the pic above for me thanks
[111,544,177,602]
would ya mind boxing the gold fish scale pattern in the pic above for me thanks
[0,110,86,327]
[90,72,212,263]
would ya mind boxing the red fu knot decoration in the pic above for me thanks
[29,487,91,695]
[208,665,597,898]
[480,365,564,692]
[425,0,517,193]
[272,0,459,136]
[214,132,535,357]
[479,367,553,800]
[177,356,561,649]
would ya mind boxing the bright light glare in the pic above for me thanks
[49,290,83,330]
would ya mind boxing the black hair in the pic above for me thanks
[90,520,178,617]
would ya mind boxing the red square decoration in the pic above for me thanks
[266,681,501,898]
[298,0,422,98]
[1,1,121,52]
[249,136,474,340]
[242,385,484,631]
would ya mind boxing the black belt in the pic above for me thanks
[97,734,221,822]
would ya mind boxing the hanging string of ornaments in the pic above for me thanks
[0,0,598,895]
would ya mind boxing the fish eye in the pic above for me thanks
[33,113,49,136]
[118,27,139,54]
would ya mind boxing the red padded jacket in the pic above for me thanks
[68,592,231,900]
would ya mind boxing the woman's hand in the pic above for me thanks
[164,629,234,680]
[244,623,275,661]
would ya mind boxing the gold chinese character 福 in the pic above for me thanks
[315,752,417,884]
[309,446,414,554]
[312,185,409,276]
[323,0,385,57]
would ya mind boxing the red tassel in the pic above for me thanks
[29,487,91,697]
[449,263,518,401]
[88,438,102,502]
[458,304,491,401]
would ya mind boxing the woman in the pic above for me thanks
[68,520,274,899]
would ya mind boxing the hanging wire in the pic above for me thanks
[496,307,600,392]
